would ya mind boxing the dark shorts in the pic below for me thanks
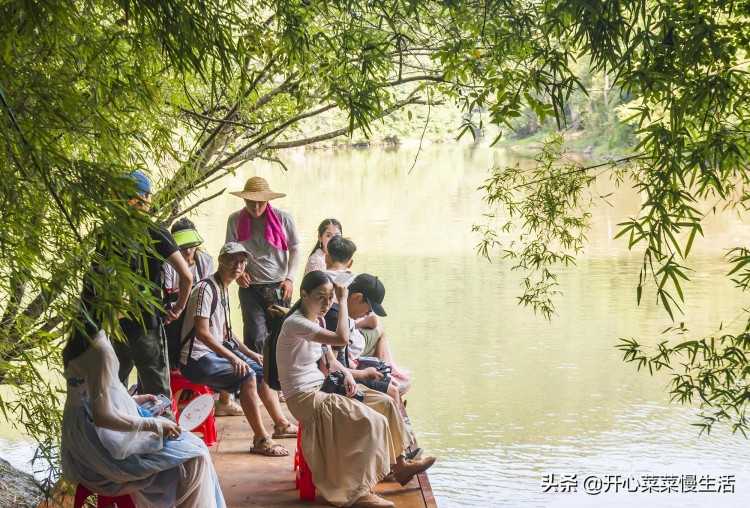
[180,349,263,394]
[357,378,390,394]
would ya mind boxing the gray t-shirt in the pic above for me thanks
[225,207,300,284]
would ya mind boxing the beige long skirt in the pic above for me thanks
[286,386,413,507]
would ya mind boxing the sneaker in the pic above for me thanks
[214,400,244,417]
[405,447,422,460]
[352,492,395,508]
[396,379,411,396]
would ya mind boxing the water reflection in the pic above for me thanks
[194,144,749,507]
[3,144,749,506]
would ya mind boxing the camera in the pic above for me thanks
[320,370,364,402]
[357,356,391,377]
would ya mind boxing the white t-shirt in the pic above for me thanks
[276,310,326,397]
[180,277,226,364]
[347,320,366,359]
[163,250,214,293]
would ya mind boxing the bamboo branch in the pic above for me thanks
[512,153,647,190]
[210,103,338,172]
[173,189,226,220]
[258,155,290,172]
[387,74,446,86]
[266,93,431,150]
[178,107,262,130]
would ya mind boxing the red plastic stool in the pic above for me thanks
[294,423,316,501]
[169,370,217,446]
[73,483,135,508]
[293,422,302,474]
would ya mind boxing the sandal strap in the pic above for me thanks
[255,436,286,452]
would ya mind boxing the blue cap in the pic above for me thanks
[129,171,151,197]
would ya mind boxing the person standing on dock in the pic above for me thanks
[82,171,193,422]
[225,176,301,354]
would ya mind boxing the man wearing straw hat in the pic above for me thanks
[226,176,300,354]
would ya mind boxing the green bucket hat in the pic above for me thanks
[172,229,204,249]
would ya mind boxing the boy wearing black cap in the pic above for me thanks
[326,273,410,390]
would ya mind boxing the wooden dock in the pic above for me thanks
[43,401,437,507]
[212,402,437,507]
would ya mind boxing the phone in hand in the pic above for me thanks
[139,394,172,415]
[333,271,357,288]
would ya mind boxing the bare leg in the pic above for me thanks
[386,381,402,404]
[237,380,268,440]
[373,332,409,380]
[258,381,291,426]
[218,391,232,405]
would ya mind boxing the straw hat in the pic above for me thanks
[229,176,286,201]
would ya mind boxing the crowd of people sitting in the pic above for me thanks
[60,173,435,508]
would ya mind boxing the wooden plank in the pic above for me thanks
[40,401,437,507]
[211,402,432,507]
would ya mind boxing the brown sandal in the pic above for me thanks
[250,437,289,457]
[272,422,298,439]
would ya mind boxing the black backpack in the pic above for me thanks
[262,305,288,391]
[165,277,217,369]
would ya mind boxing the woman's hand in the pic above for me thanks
[162,419,182,440]
[132,394,156,406]
[343,371,358,398]
[333,282,348,303]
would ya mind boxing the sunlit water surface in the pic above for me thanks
[3,143,750,507]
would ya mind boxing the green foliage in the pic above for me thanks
[0,0,249,480]
[475,134,596,319]
[3,0,750,482]
[618,326,750,437]
[0,0,449,481]
[471,0,750,435]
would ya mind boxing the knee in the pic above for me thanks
[375,320,384,336]
[242,379,258,399]
[386,383,400,401]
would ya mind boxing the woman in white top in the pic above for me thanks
[303,218,342,274]
[275,270,435,508]
[61,318,225,507]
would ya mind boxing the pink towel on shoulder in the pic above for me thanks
[237,203,288,251]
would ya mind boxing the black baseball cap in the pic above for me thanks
[348,274,387,317]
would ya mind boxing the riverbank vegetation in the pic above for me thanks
[2,0,750,487]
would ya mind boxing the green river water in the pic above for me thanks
[3,142,750,507]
